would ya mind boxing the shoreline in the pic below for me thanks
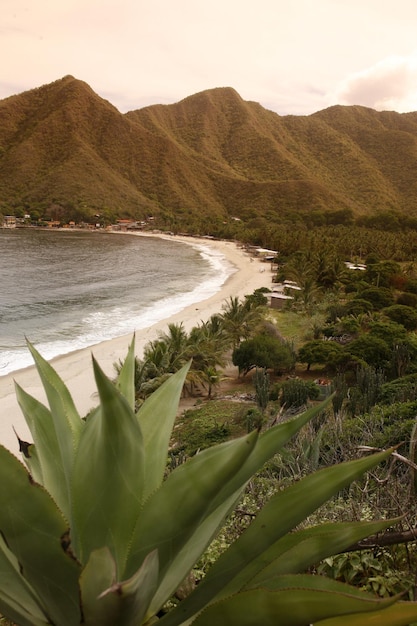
[0,234,273,453]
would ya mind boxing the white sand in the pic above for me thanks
[0,234,273,453]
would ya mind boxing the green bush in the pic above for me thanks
[379,374,417,404]
[359,287,395,311]
[340,401,417,455]
[280,378,320,409]
[232,334,295,375]
[297,339,343,371]
[345,334,391,369]
[345,299,374,315]
[368,320,408,345]
[396,292,417,308]
[382,304,417,331]
[316,549,413,598]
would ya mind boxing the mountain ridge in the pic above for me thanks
[1,76,417,225]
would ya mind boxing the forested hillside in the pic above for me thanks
[1,75,417,229]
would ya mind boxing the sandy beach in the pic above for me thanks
[0,234,273,453]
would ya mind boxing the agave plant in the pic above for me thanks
[0,338,417,625]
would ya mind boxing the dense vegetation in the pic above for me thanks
[108,235,417,616]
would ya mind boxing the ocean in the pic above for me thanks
[0,229,234,375]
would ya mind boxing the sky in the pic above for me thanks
[2,0,417,116]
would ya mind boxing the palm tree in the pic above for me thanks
[219,296,263,348]
[187,315,229,397]
[157,322,191,371]
[136,323,191,399]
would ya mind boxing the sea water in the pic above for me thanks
[0,229,234,375]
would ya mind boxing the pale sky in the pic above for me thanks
[2,0,417,116]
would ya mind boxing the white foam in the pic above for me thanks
[0,243,236,376]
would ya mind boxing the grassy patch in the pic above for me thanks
[171,399,255,456]
[268,310,311,348]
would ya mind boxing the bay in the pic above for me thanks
[0,229,233,375]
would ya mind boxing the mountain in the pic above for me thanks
[1,75,417,224]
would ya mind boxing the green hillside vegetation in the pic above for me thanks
[109,244,417,610]
[2,75,417,235]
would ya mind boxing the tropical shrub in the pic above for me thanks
[364,260,403,288]
[382,304,417,331]
[279,378,320,409]
[316,549,414,598]
[359,287,395,311]
[396,291,417,308]
[345,334,391,369]
[232,334,295,375]
[297,339,343,371]
[1,340,417,625]
[368,320,408,345]
[344,299,374,315]
[328,400,417,461]
[379,373,417,404]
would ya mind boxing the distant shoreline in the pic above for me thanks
[0,233,273,454]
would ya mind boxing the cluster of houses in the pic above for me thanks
[2,215,28,227]
[247,248,368,311]
[1,215,155,231]
[269,280,301,309]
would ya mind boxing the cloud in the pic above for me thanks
[334,54,417,112]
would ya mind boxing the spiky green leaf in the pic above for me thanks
[0,534,50,626]
[14,382,69,518]
[243,518,396,589]
[71,357,144,572]
[149,397,333,613]
[126,430,259,582]
[115,336,136,411]
[0,445,81,625]
[80,547,158,626]
[26,340,83,493]
[138,362,191,501]
[315,601,417,625]
[160,448,392,626]
[191,575,398,626]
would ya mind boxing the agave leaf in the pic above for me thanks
[150,397,334,613]
[125,430,259,581]
[0,597,49,626]
[80,547,159,626]
[14,382,69,518]
[148,490,242,615]
[0,445,81,625]
[71,357,145,572]
[242,518,397,589]
[191,575,398,626]
[26,340,83,491]
[209,396,333,515]
[160,448,392,626]
[138,362,191,501]
[315,601,417,625]
[115,336,136,411]
[79,547,118,625]
[0,534,51,626]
